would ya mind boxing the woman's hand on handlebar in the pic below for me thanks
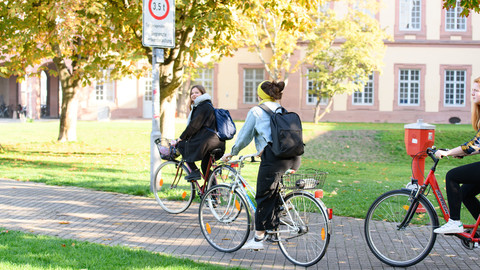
[221,153,233,162]
[435,149,449,159]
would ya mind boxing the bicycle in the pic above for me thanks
[364,147,480,267]
[152,138,233,214]
[198,153,332,267]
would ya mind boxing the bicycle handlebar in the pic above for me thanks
[224,153,259,166]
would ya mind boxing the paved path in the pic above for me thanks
[1,178,479,269]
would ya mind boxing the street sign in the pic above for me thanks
[142,0,175,48]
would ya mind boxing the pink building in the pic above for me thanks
[1,0,480,124]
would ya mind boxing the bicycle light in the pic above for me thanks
[315,190,323,198]
[327,208,333,220]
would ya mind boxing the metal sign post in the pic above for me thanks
[143,0,175,191]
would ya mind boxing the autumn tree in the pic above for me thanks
[0,0,147,141]
[305,0,390,123]
[106,0,247,137]
[0,0,247,141]
[235,0,322,82]
[443,0,480,16]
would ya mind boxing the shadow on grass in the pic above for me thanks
[1,157,151,196]
[0,230,241,270]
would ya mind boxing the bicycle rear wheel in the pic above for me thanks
[206,165,237,191]
[364,189,438,267]
[199,184,251,252]
[277,192,330,267]
[153,161,194,214]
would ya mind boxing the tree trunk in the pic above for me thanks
[160,95,176,139]
[57,85,78,142]
[314,98,334,124]
[314,101,321,124]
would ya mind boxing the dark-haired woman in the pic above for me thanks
[222,80,301,250]
[176,85,225,181]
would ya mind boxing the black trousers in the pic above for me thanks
[445,161,480,221]
[255,145,301,231]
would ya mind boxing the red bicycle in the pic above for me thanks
[364,147,480,267]
[152,138,233,214]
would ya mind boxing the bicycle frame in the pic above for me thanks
[171,152,220,196]
[405,148,480,244]
[224,153,328,238]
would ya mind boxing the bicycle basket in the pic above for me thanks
[282,170,328,190]
[155,138,180,161]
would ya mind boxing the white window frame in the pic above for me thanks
[307,69,328,105]
[243,68,264,104]
[399,0,421,31]
[398,69,420,105]
[192,68,214,98]
[353,73,374,105]
[445,1,466,31]
[95,69,115,103]
[444,70,466,106]
[143,72,153,102]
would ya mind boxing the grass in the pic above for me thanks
[0,229,243,270]
[1,119,479,267]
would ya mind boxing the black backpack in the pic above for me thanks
[259,104,304,158]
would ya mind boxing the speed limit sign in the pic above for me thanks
[142,0,175,48]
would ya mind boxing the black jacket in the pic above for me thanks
[178,99,225,162]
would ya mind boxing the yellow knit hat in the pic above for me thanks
[257,81,275,104]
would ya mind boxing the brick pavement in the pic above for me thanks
[1,178,479,269]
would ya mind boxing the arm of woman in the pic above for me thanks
[229,109,257,156]
[179,104,211,140]
[436,129,480,158]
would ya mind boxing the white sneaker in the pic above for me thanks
[434,219,464,234]
[241,236,265,250]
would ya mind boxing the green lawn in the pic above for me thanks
[1,119,479,268]
[0,229,243,270]
[0,120,476,219]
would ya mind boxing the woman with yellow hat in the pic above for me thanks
[222,80,301,250]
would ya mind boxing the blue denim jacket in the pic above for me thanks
[230,101,280,156]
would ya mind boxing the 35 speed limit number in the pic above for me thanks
[149,0,170,20]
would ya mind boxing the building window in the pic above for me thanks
[398,69,420,105]
[353,74,374,105]
[306,69,328,105]
[444,70,466,106]
[96,69,114,102]
[243,68,264,104]
[445,1,466,31]
[144,72,152,102]
[192,68,214,97]
[399,0,421,31]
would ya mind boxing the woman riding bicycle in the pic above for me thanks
[434,76,480,234]
[222,80,301,250]
[175,85,225,181]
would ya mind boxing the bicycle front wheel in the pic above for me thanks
[206,165,237,191]
[153,161,194,214]
[364,189,438,267]
[199,184,251,252]
[277,192,330,267]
